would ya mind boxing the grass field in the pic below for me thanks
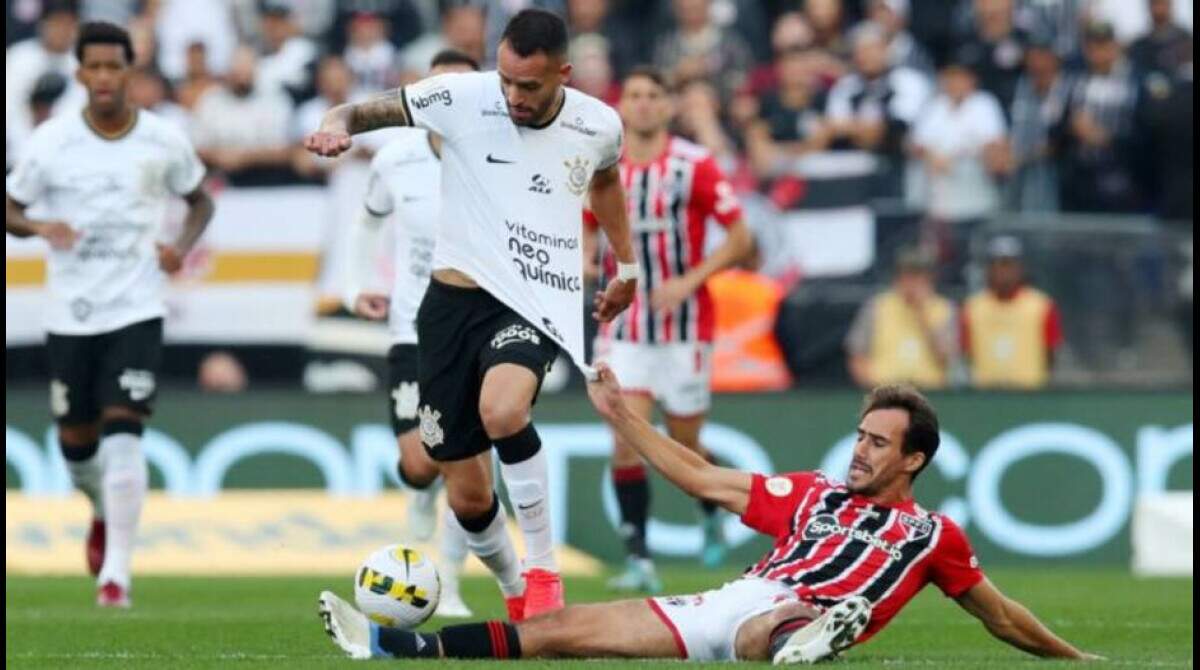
[5,568,1192,669]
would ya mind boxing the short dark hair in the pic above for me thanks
[75,21,134,64]
[861,385,940,480]
[500,8,568,58]
[622,65,668,91]
[430,48,480,71]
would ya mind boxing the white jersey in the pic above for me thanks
[400,71,623,371]
[363,130,440,345]
[6,109,206,336]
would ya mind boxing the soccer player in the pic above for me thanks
[306,9,637,621]
[5,22,213,608]
[585,66,754,590]
[318,365,1102,663]
[344,49,490,619]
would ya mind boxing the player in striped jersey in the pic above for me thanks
[319,369,1099,663]
[584,66,753,590]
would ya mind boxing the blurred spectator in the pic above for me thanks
[1128,0,1192,76]
[6,0,84,162]
[156,0,237,80]
[567,0,640,78]
[867,0,934,76]
[199,351,249,393]
[675,80,739,165]
[745,11,846,95]
[1053,21,1145,213]
[1016,0,1085,62]
[825,21,932,197]
[744,47,832,178]
[256,0,319,101]
[126,6,159,69]
[192,45,296,187]
[28,71,68,129]
[175,41,220,110]
[401,5,486,78]
[911,60,1010,234]
[961,236,1063,389]
[955,0,1028,114]
[570,34,620,106]
[1138,48,1193,223]
[846,247,957,389]
[653,0,754,102]
[128,67,189,131]
[344,11,399,92]
[8,0,43,45]
[325,0,423,56]
[805,0,850,58]
[290,55,365,178]
[1006,38,1073,212]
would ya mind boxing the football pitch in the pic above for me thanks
[5,568,1192,669]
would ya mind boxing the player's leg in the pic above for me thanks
[435,506,473,618]
[608,392,663,593]
[662,342,724,567]
[477,319,563,618]
[93,318,163,606]
[386,344,440,542]
[46,331,106,577]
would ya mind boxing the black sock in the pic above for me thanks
[376,627,440,658]
[60,440,99,462]
[455,494,500,533]
[494,423,541,464]
[438,621,522,659]
[101,419,144,437]
[613,464,650,559]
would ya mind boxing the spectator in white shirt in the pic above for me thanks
[256,1,319,101]
[6,1,86,162]
[344,11,398,93]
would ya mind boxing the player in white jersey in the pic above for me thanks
[4,22,213,608]
[308,9,638,621]
[344,50,486,620]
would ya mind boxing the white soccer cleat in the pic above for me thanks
[772,596,871,665]
[434,590,474,618]
[405,488,439,543]
[318,590,373,660]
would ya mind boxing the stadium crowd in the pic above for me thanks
[6,0,1193,390]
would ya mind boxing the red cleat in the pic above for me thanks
[96,581,130,608]
[86,519,105,576]
[505,595,526,623]
[522,569,564,619]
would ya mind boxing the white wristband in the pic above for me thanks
[616,262,639,282]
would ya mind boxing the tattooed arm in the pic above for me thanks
[304,88,412,158]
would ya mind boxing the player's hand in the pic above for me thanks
[305,113,353,157]
[157,244,184,274]
[353,292,390,321]
[34,220,77,250]
[592,277,636,323]
[650,276,696,314]
[585,363,626,422]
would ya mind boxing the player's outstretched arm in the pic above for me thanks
[955,578,1103,661]
[587,363,753,514]
[588,165,637,322]
[305,88,413,158]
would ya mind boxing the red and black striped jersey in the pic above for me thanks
[741,471,983,643]
[585,136,742,344]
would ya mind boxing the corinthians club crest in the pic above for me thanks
[564,156,591,196]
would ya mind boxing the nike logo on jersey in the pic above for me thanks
[486,154,516,164]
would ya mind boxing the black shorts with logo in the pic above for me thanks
[415,280,559,462]
[45,317,164,424]
[386,343,420,436]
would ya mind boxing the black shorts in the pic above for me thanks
[386,343,420,436]
[415,280,559,462]
[45,317,164,424]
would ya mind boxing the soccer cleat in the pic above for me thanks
[505,595,526,623]
[700,514,727,568]
[86,519,106,576]
[318,590,374,659]
[435,590,474,618]
[606,557,663,594]
[771,596,872,665]
[96,581,130,608]
[521,569,564,619]
[404,487,439,544]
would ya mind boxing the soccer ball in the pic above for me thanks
[353,544,441,629]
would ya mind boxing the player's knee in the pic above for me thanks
[447,486,495,521]
[478,396,529,440]
[57,423,99,453]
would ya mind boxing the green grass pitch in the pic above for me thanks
[5,568,1192,668]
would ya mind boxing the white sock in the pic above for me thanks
[500,450,557,572]
[64,452,105,519]
[96,432,147,589]
[460,504,523,597]
[438,509,469,596]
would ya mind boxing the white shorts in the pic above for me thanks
[647,578,801,662]
[594,339,712,416]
